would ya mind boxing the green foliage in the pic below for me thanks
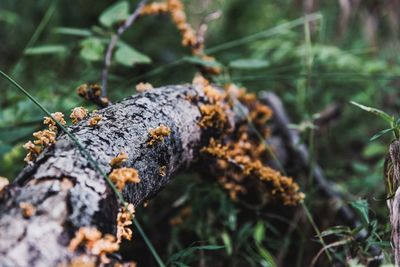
[351,101,400,140]
[24,45,67,55]
[115,43,151,67]
[80,37,105,61]
[99,1,130,28]
[350,199,369,225]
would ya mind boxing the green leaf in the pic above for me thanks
[350,101,394,124]
[350,199,369,225]
[80,37,104,61]
[369,128,394,142]
[99,1,129,28]
[0,10,19,25]
[229,58,269,69]
[115,45,151,67]
[183,56,223,68]
[255,242,277,267]
[24,45,67,55]
[52,27,92,37]
[253,221,265,243]
[221,232,232,255]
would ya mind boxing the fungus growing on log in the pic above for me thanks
[88,114,103,127]
[70,107,89,124]
[43,112,66,132]
[135,82,153,93]
[77,83,110,107]
[147,124,171,145]
[109,151,129,167]
[0,176,9,191]
[0,84,303,266]
[109,167,140,191]
[19,202,36,219]
[116,203,135,243]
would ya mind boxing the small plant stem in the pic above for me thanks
[101,0,148,98]
[205,13,322,54]
[301,202,334,266]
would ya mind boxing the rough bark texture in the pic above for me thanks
[387,140,400,267]
[0,84,238,267]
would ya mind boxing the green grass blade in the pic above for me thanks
[350,101,393,124]
[134,219,166,267]
[302,202,334,266]
[206,13,322,54]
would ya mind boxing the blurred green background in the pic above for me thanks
[1,0,400,266]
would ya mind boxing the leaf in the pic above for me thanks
[253,221,265,243]
[99,1,129,28]
[221,231,232,255]
[52,27,92,37]
[350,199,369,225]
[79,37,104,61]
[0,10,19,25]
[369,128,394,142]
[255,242,277,267]
[229,58,269,69]
[350,101,393,124]
[115,45,151,67]
[183,56,223,68]
[24,45,67,55]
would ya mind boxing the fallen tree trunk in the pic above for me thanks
[0,84,240,267]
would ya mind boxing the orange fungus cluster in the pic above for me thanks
[19,202,36,218]
[88,114,103,127]
[110,151,129,168]
[70,107,89,124]
[147,124,171,145]
[194,76,304,206]
[77,83,109,107]
[140,0,221,74]
[23,112,66,163]
[135,82,153,93]
[68,227,119,264]
[116,203,135,243]
[109,167,140,191]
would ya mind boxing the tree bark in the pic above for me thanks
[387,140,400,267]
[0,84,238,267]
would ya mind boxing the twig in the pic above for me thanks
[260,91,383,267]
[101,0,148,98]
[196,11,222,52]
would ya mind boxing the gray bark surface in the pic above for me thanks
[0,84,234,267]
[387,140,400,267]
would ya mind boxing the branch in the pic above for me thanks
[101,0,148,98]
[260,91,383,267]
[0,84,241,266]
